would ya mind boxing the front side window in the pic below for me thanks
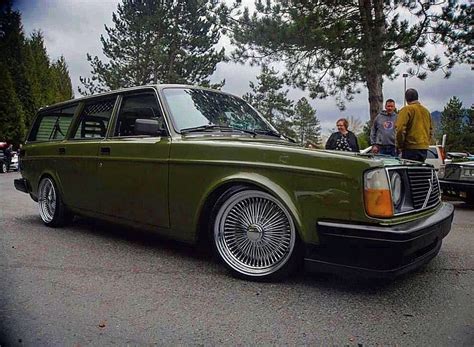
[72,98,116,139]
[113,92,164,137]
[28,104,77,142]
[162,88,273,133]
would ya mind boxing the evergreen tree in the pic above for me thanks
[225,0,473,122]
[27,31,56,106]
[51,56,73,102]
[242,65,295,138]
[461,107,474,153]
[0,1,36,128]
[358,120,372,149]
[0,1,74,137]
[80,0,226,95]
[293,97,321,145]
[0,63,26,145]
[440,97,464,151]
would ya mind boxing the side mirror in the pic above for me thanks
[134,118,166,136]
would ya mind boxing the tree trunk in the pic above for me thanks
[366,71,384,122]
[358,0,385,122]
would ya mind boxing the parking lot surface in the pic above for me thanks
[1,172,473,345]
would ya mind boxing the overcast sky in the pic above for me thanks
[15,0,473,134]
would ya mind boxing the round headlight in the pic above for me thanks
[390,172,403,208]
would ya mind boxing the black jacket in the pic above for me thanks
[325,131,360,152]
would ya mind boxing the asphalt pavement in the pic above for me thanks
[1,171,473,346]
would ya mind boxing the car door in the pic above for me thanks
[96,90,171,228]
[57,96,118,212]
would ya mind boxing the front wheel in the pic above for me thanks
[38,177,73,227]
[211,187,301,281]
[1,162,6,173]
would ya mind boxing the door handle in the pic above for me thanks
[100,147,111,155]
[58,147,66,155]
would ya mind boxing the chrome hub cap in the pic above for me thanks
[247,224,263,241]
[214,190,296,277]
[38,178,56,223]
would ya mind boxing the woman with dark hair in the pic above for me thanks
[325,118,360,152]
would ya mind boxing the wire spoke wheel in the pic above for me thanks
[38,178,57,223]
[214,190,296,278]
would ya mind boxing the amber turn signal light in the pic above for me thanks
[364,169,394,218]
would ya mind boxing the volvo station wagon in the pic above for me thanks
[15,85,454,280]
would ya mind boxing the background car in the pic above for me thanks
[360,145,447,169]
[439,161,474,204]
[446,152,474,161]
[10,152,19,171]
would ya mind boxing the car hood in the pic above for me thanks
[177,134,429,169]
[446,161,474,167]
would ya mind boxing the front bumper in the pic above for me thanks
[305,203,454,278]
[439,179,474,199]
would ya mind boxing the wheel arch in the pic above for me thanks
[36,170,64,199]
[195,173,305,245]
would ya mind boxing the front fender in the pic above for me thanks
[194,172,305,242]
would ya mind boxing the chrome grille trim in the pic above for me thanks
[407,168,440,210]
[385,166,441,216]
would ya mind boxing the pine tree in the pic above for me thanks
[28,31,58,106]
[1,1,74,135]
[243,65,295,138]
[80,0,226,95]
[226,0,473,122]
[0,63,26,145]
[51,56,73,102]
[0,2,36,128]
[440,97,464,151]
[461,107,474,153]
[293,97,321,146]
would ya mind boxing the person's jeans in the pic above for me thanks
[379,145,397,157]
[401,149,428,162]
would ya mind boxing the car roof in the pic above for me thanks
[37,84,227,112]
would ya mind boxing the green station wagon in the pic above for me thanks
[15,85,454,280]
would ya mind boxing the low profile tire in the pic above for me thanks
[1,162,6,173]
[37,177,73,227]
[211,186,301,281]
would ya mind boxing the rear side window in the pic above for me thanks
[113,93,164,137]
[28,105,77,142]
[72,97,116,139]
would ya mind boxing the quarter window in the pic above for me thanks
[28,104,77,142]
[72,98,116,139]
[113,93,164,137]
[427,148,438,159]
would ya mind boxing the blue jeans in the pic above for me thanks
[401,149,427,162]
[378,145,397,157]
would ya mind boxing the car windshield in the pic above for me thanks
[162,88,274,134]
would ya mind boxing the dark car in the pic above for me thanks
[439,161,474,204]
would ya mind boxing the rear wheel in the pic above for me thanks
[211,186,301,281]
[38,177,73,227]
[1,162,6,173]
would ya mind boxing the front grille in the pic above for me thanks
[407,168,440,209]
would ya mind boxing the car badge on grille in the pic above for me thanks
[422,170,435,208]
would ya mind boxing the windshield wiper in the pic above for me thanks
[181,125,257,136]
[254,129,296,143]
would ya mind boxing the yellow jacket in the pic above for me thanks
[395,101,433,150]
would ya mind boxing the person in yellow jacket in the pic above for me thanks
[395,88,433,162]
